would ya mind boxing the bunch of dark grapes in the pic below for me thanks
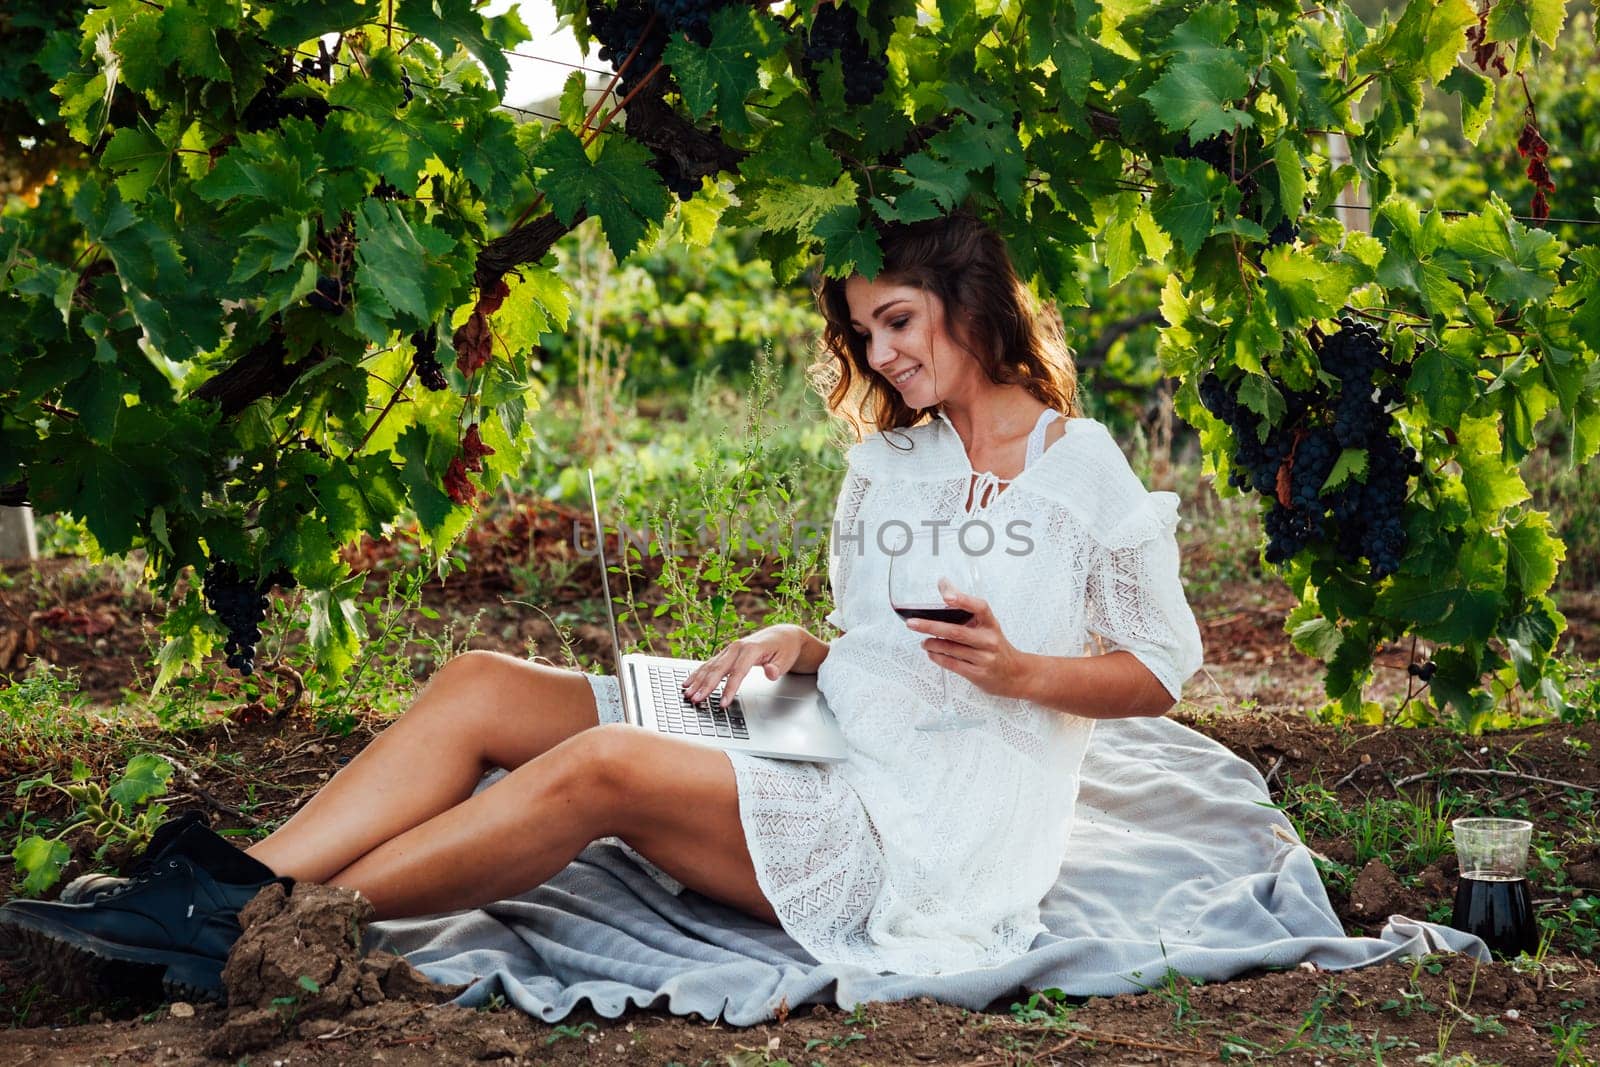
[800,2,888,106]
[241,54,332,133]
[411,327,448,391]
[589,0,671,95]
[655,0,731,46]
[202,563,274,675]
[401,69,414,107]
[1198,317,1420,578]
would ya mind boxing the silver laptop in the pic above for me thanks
[585,471,849,762]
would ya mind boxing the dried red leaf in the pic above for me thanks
[1526,158,1555,192]
[461,423,496,472]
[1516,122,1548,160]
[444,456,478,507]
[475,278,511,317]
[452,312,493,376]
[1276,429,1304,510]
[1531,188,1550,222]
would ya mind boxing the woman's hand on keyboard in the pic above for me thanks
[682,625,809,707]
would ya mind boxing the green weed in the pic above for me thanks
[9,753,173,895]
[0,664,102,748]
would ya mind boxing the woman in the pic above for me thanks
[0,210,1202,1001]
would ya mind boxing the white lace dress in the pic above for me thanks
[590,411,1205,975]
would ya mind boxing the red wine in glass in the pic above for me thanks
[1452,873,1539,957]
[893,605,975,625]
[886,531,984,731]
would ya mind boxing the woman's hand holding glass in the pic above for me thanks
[681,624,811,707]
[889,533,1016,731]
[903,579,1028,703]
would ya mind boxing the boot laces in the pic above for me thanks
[96,858,180,902]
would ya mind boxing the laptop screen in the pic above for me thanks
[585,469,627,685]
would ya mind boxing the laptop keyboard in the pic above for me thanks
[648,665,750,740]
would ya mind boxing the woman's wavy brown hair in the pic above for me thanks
[808,210,1079,442]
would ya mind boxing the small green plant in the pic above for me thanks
[1148,966,1199,1032]
[802,1031,865,1052]
[0,664,99,747]
[544,1020,598,1046]
[618,344,829,658]
[1549,1006,1596,1067]
[269,975,321,1031]
[1008,986,1075,1026]
[10,754,173,894]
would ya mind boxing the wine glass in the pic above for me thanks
[886,528,985,732]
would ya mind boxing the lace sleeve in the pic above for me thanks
[824,464,871,633]
[1083,494,1206,701]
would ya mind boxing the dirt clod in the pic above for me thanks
[1348,859,1406,919]
[205,882,465,1057]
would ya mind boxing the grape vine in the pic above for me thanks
[1,0,1592,723]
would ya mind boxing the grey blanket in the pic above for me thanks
[365,715,1487,1026]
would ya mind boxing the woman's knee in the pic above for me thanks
[565,724,641,816]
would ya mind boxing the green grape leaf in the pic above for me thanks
[394,425,468,544]
[11,836,72,896]
[1261,246,1361,326]
[1484,0,1567,47]
[1500,596,1563,691]
[159,2,233,82]
[1407,347,1476,425]
[352,201,456,322]
[530,128,670,262]
[662,6,778,133]
[747,171,857,234]
[107,755,174,809]
[317,455,406,543]
[1236,373,1286,425]
[899,152,971,215]
[813,203,883,280]
[111,12,167,95]
[1152,157,1237,260]
[150,589,215,695]
[228,213,310,285]
[1439,67,1494,144]
[496,265,571,356]
[1273,139,1305,222]
[396,0,512,96]
[1456,414,1530,516]
[1321,448,1368,493]
[1291,616,1344,661]
[558,69,589,131]
[1442,203,1561,306]
[307,578,367,683]
[1505,509,1563,597]
[1140,3,1253,140]
[194,124,323,214]
[1385,0,1478,82]
[100,126,171,203]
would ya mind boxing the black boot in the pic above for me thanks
[0,820,291,1005]
[59,810,209,904]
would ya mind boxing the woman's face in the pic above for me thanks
[843,275,977,411]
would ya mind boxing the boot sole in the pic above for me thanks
[0,908,226,1005]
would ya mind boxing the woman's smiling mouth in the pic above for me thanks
[891,366,920,387]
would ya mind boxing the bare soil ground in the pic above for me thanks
[2,504,1597,1065]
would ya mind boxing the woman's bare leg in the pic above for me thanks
[323,724,778,926]
[246,651,603,884]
